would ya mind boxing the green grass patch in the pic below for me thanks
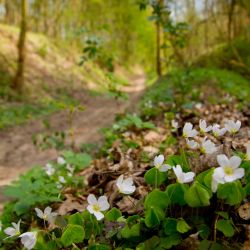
[140,67,250,119]
[0,95,80,129]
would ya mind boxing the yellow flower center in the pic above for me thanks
[92,204,100,212]
[155,164,161,169]
[200,147,206,154]
[183,133,187,138]
[213,132,218,137]
[230,129,237,134]
[177,178,182,183]
[224,166,234,176]
[15,231,20,236]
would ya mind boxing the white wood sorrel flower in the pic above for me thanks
[87,194,110,220]
[173,165,195,184]
[44,163,55,176]
[35,207,57,223]
[66,164,75,177]
[171,120,179,129]
[56,176,66,189]
[225,120,241,134]
[212,124,226,137]
[19,232,37,250]
[4,220,21,238]
[212,154,244,192]
[154,155,171,172]
[200,137,217,154]
[183,122,198,138]
[116,175,136,195]
[199,119,212,133]
[186,139,199,149]
[57,156,66,165]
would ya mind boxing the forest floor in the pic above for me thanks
[0,73,146,208]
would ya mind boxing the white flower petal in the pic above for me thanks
[87,205,95,214]
[229,156,242,169]
[116,175,124,187]
[14,220,21,231]
[94,211,104,221]
[236,120,241,130]
[233,168,245,179]
[173,165,182,179]
[123,177,134,186]
[34,208,44,219]
[199,120,206,130]
[186,139,199,149]
[184,122,192,131]
[122,186,136,195]
[224,175,237,182]
[206,125,212,132]
[213,167,225,182]
[189,129,198,137]
[87,194,97,205]
[171,120,178,129]
[98,196,110,211]
[57,157,66,165]
[183,172,195,183]
[159,164,171,172]
[4,227,16,236]
[19,232,37,250]
[154,155,164,167]
[217,155,229,168]
[44,207,52,216]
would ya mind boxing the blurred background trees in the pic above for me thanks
[0,0,249,92]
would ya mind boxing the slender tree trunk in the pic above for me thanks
[43,0,49,35]
[4,0,13,24]
[228,0,236,42]
[155,0,164,77]
[204,0,209,50]
[156,20,162,77]
[12,0,28,93]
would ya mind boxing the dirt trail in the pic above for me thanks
[0,74,146,207]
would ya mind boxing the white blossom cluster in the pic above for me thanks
[170,118,248,192]
[154,154,195,183]
[2,206,58,249]
[44,156,75,189]
[171,119,242,155]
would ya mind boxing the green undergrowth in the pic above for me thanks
[0,94,80,129]
[140,67,250,119]
[195,37,250,78]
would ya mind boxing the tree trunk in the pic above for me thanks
[12,0,28,93]
[156,20,162,77]
[204,0,209,50]
[228,0,236,42]
[4,0,13,24]
[155,0,164,77]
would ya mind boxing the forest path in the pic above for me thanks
[0,73,146,206]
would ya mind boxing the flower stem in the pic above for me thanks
[155,169,158,189]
